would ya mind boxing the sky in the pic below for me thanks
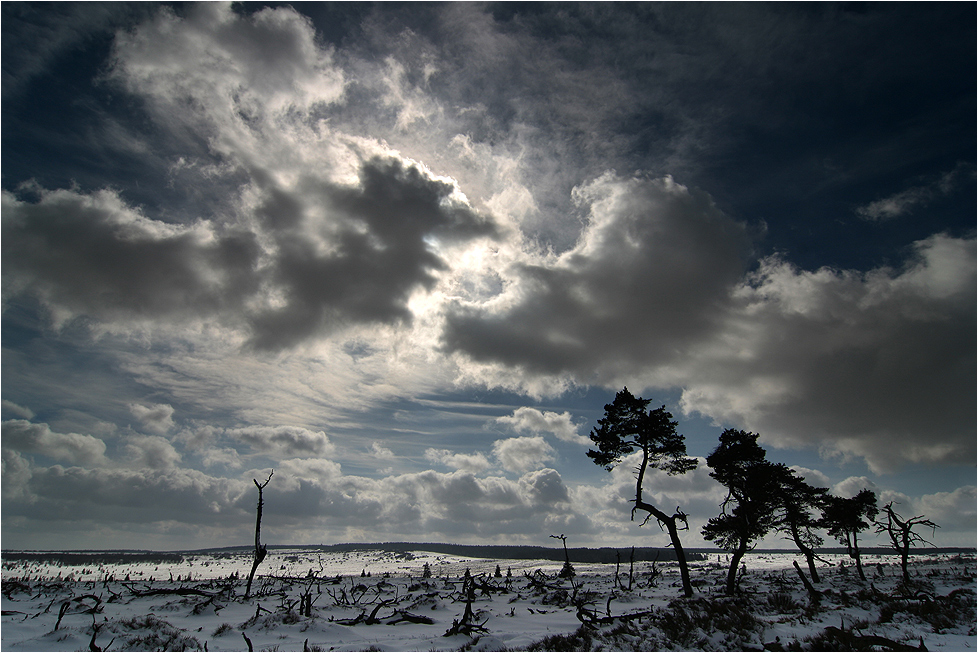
[2,2,975,552]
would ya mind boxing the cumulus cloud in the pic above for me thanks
[680,233,976,472]
[3,3,498,353]
[1,188,261,328]
[370,442,395,459]
[424,448,491,474]
[244,156,498,350]
[109,3,345,127]
[1,449,34,501]
[129,402,175,434]
[226,425,334,458]
[1,420,107,466]
[830,476,880,499]
[443,173,749,386]
[913,486,977,533]
[123,435,182,469]
[200,447,242,469]
[491,436,556,473]
[2,458,582,542]
[788,466,831,489]
[496,407,589,445]
[8,465,249,526]
[518,468,570,506]
[278,457,344,482]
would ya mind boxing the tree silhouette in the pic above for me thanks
[702,429,782,595]
[587,388,697,597]
[245,470,274,599]
[820,488,878,581]
[550,534,575,578]
[772,467,828,584]
[876,501,939,585]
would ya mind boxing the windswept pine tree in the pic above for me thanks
[821,488,878,581]
[772,467,829,584]
[587,388,698,597]
[702,429,782,595]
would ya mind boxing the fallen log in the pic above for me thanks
[386,610,435,625]
[576,604,655,629]
[792,561,821,605]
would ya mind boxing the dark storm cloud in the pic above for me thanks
[442,174,749,382]
[247,156,497,350]
[2,155,496,349]
[681,233,977,472]
[444,172,975,472]
[3,455,582,541]
[6,462,248,526]
[1,420,107,466]
[2,188,261,325]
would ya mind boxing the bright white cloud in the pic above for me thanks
[831,476,879,499]
[279,457,343,482]
[129,402,175,435]
[370,442,395,459]
[226,425,334,458]
[491,436,555,473]
[423,448,491,474]
[123,435,182,469]
[496,407,589,445]
[788,466,831,489]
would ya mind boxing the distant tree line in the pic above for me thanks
[287,541,703,564]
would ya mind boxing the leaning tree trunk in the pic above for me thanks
[634,499,693,597]
[725,539,748,595]
[634,448,694,598]
[665,517,694,597]
[851,531,866,582]
[804,549,820,584]
[789,521,820,584]
[245,471,273,599]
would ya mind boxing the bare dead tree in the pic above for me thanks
[876,501,939,585]
[245,471,274,599]
[550,534,575,578]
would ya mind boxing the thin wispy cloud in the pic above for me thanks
[856,164,974,221]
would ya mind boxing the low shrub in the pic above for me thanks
[652,596,764,650]
[878,589,977,634]
[212,622,233,637]
[112,614,203,651]
[526,625,594,651]
[763,592,800,614]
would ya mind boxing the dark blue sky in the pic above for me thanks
[2,2,974,550]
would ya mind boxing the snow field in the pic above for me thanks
[2,549,975,651]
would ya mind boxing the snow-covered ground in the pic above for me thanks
[2,548,974,651]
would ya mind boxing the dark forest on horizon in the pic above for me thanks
[4,543,974,568]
